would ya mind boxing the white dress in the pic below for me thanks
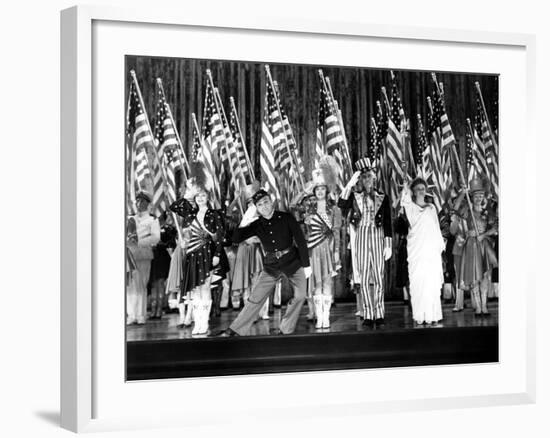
[401,188,445,323]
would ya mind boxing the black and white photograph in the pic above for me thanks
[125,56,499,380]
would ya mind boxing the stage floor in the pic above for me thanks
[127,300,499,341]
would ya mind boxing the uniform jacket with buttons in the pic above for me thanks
[337,189,392,237]
[232,210,310,276]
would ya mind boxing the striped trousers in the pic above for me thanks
[355,224,385,320]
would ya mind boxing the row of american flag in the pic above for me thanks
[126,66,499,218]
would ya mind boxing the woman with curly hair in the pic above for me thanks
[170,172,226,336]
[302,158,341,329]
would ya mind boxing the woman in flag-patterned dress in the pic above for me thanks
[170,179,226,336]
[303,160,342,329]
[453,178,498,316]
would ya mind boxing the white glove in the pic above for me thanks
[304,266,312,279]
[383,246,392,261]
[349,170,361,187]
[212,256,220,267]
[240,205,259,227]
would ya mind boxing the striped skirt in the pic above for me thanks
[231,242,263,293]
[309,239,336,291]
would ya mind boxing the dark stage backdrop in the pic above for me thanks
[125,56,499,300]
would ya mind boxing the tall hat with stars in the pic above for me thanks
[354,156,377,174]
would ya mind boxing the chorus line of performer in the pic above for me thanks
[126,155,498,335]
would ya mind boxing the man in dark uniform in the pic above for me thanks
[220,189,311,336]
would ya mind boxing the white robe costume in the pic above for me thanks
[401,187,444,324]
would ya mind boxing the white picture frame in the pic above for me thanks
[60,5,536,433]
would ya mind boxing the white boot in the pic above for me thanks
[177,303,186,326]
[306,297,315,321]
[259,297,270,320]
[201,300,212,334]
[191,300,202,335]
[183,302,193,326]
[313,296,323,329]
[322,296,332,328]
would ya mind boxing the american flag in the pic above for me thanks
[260,79,282,205]
[127,76,165,216]
[275,82,303,202]
[200,81,224,208]
[385,79,405,183]
[153,84,189,178]
[426,97,444,210]
[163,147,185,205]
[216,91,244,212]
[415,116,429,178]
[466,125,489,183]
[476,95,499,200]
[375,101,389,193]
[229,103,252,184]
[133,147,151,193]
[316,80,348,190]
[434,89,453,193]
[314,83,329,168]
[368,117,378,162]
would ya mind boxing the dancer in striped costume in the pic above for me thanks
[338,158,392,328]
[301,157,341,329]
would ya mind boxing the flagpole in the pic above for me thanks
[324,76,353,178]
[229,96,255,181]
[156,78,189,180]
[265,65,305,189]
[130,70,183,241]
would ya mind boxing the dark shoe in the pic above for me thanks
[217,328,239,337]
[482,312,491,317]
[269,328,284,335]
[176,323,186,329]
[375,318,385,328]
[362,319,375,328]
